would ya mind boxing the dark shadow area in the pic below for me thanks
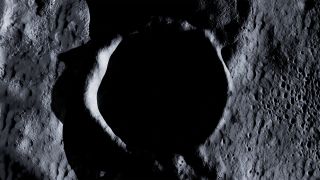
[52,41,168,180]
[51,41,126,179]
[51,1,228,179]
[86,0,201,42]
[98,26,228,178]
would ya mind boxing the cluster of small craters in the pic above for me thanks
[201,0,320,179]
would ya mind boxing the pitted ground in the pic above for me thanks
[204,0,320,179]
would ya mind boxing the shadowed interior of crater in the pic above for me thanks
[98,26,228,177]
[51,1,229,179]
[51,27,228,179]
[86,0,203,42]
[99,27,228,155]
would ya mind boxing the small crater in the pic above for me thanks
[304,0,316,12]
[307,169,314,176]
[290,118,296,124]
[34,0,45,15]
[221,42,238,64]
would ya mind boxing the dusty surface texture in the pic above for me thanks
[0,0,88,179]
[0,0,320,179]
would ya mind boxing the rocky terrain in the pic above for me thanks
[0,0,320,179]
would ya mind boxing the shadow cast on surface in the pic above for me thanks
[51,1,229,179]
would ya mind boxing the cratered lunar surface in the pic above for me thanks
[0,0,320,179]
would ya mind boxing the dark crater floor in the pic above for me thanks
[52,23,229,179]
[98,26,229,176]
